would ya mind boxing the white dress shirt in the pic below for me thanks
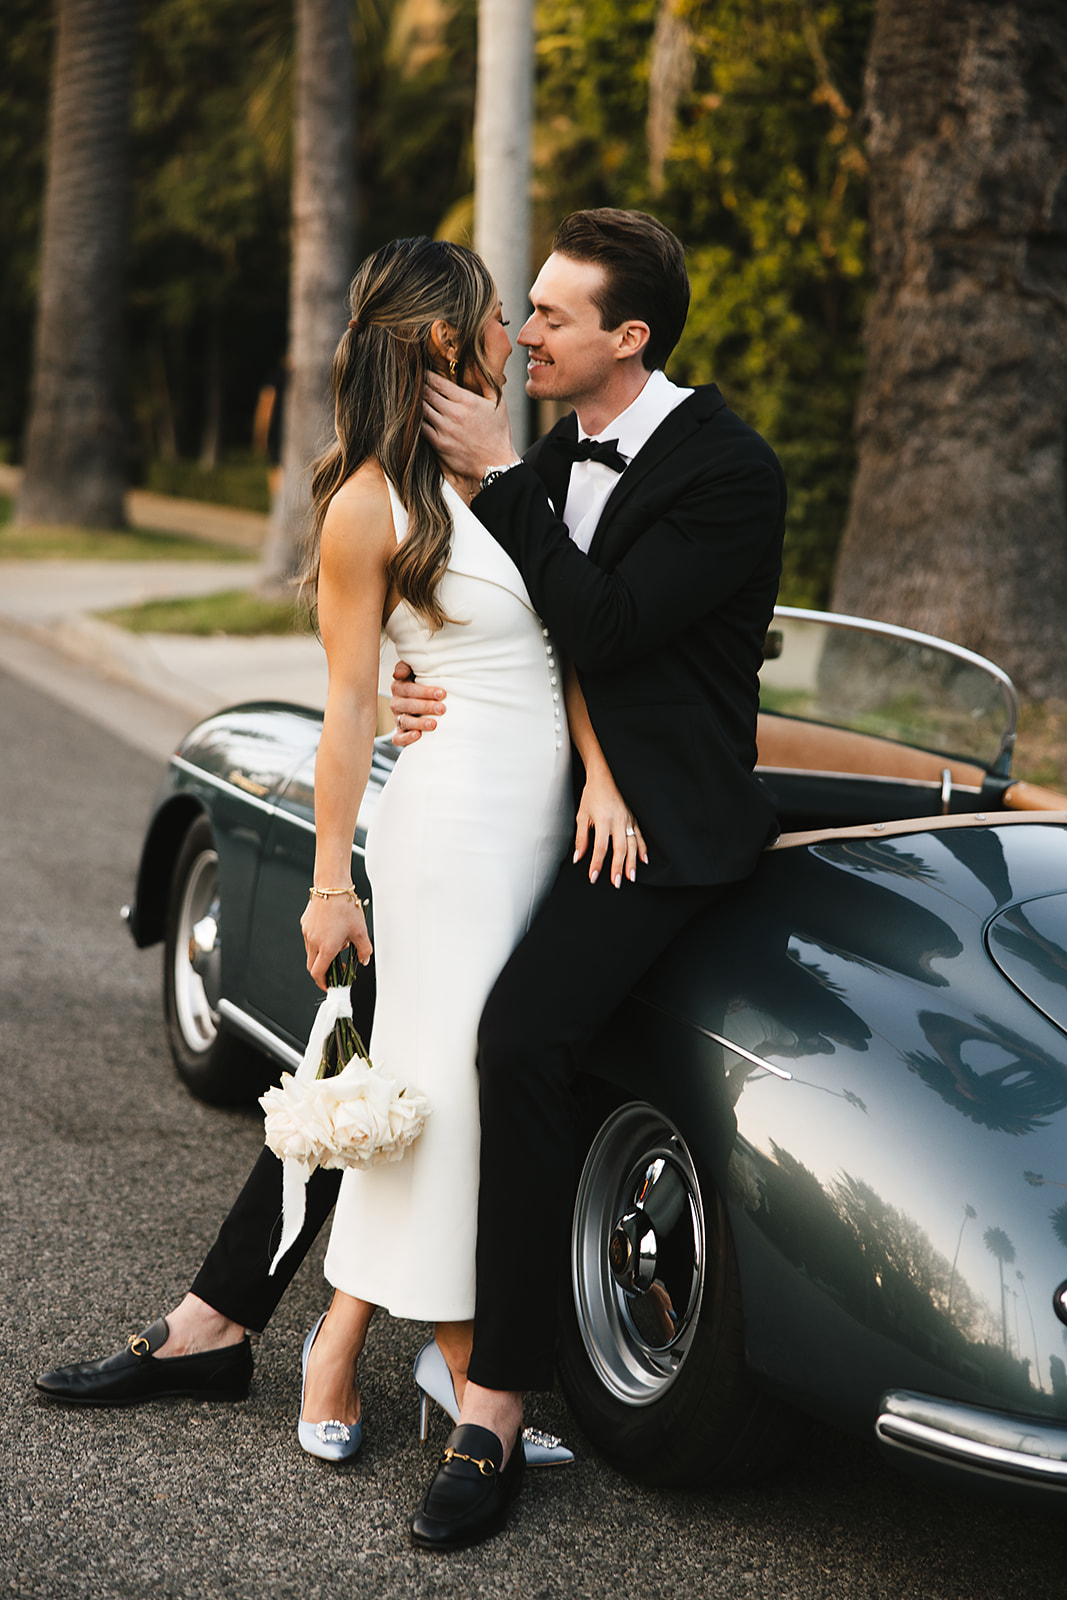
[562,367,694,553]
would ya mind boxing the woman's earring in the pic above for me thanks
[448,357,458,379]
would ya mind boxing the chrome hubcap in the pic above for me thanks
[173,849,222,1053]
[572,1103,705,1404]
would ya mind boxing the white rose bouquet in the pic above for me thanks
[260,945,430,1271]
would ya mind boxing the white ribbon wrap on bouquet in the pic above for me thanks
[261,983,430,1274]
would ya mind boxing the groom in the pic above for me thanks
[401,207,784,1547]
[37,208,784,1547]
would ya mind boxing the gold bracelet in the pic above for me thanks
[308,885,368,910]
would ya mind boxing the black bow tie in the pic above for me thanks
[555,436,628,474]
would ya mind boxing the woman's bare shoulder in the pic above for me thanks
[319,457,398,588]
[323,458,397,548]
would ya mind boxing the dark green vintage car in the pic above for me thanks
[124,608,1067,1506]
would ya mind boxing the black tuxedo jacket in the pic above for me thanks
[472,383,785,888]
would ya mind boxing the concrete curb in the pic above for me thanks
[27,612,219,720]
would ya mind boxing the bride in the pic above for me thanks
[294,236,640,1461]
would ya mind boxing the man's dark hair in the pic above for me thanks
[551,208,690,372]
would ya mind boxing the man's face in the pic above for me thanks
[517,253,627,408]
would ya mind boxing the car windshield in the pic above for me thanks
[759,608,1019,774]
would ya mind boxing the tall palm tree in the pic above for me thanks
[260,0,354,591]
[647,0,694,195]
[474,0,533,450]
[18,0,135,528]
[983,1224,1016,1352]
[947,1201,976,1320]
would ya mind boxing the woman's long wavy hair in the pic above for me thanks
[302,237,502,630]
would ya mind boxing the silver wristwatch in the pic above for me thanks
[479,462,519,493]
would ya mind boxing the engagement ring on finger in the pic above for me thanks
[626,827,635,837]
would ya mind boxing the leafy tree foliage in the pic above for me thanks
[534,0,873,603]
[6,0,870,596]
[129,0,293,464]
[3,0,476,480]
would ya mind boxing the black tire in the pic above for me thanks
[558,1100,800,1487]
[162,815,272,1105]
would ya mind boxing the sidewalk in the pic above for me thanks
[0,473,328,761]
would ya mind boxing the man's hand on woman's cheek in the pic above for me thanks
[422,371,516,482]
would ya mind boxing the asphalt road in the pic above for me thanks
[1,662,1064,1600]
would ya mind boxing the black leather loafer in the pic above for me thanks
[410,1423,524,1551]
[35,1317,253,1406]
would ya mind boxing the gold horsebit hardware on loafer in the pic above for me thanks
[128,1335,151,1357]
[441,1446,495,1476]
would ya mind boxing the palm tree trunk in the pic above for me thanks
[648,0,694,195]
[474,0,533,452]
[831,0,1067,698]
[18,0,135,529]
[259,0,354,593]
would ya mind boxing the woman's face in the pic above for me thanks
[478,299,512,386]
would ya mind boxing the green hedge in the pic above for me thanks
[143,454,272,514]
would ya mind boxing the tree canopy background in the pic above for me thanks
[1,0,872,604]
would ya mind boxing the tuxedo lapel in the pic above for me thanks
[587,385,727,565]
[526,413,577,518]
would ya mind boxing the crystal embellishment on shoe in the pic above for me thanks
[412,1339,574,1467]
[315,1420,352,1445]
[522,1427,562,1451]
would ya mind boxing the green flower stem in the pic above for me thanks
[317,944,371,1079]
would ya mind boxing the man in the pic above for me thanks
[403,207,784,1549]
[37,208,784,1550]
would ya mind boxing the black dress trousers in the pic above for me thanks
[189,963,377,1328]
[467,855,722,1393]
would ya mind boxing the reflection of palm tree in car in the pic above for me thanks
[935,828,1015,914]
[1022,1178,1067,1258]
[1015,1270,1041,1384]
[984,1225,1016,1350]
[906,1012,1067,1134]
[947,1202,976,1319]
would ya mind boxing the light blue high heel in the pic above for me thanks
[413,1338,574,1468]
[298,1313,363,1463]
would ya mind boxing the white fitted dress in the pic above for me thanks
[322,480,572,1321]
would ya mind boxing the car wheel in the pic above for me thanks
[558,1100,797,1487]
[162,815,271,1105]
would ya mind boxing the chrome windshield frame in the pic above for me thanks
[768,606,1020,777]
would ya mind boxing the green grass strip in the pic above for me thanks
[98,588,312,637]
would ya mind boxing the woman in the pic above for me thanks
[293,238,642,1461]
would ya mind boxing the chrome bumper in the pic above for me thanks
[877,1390,1067,1489]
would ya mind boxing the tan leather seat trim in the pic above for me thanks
[1002,780,1067,812]
[756,713,986,787]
